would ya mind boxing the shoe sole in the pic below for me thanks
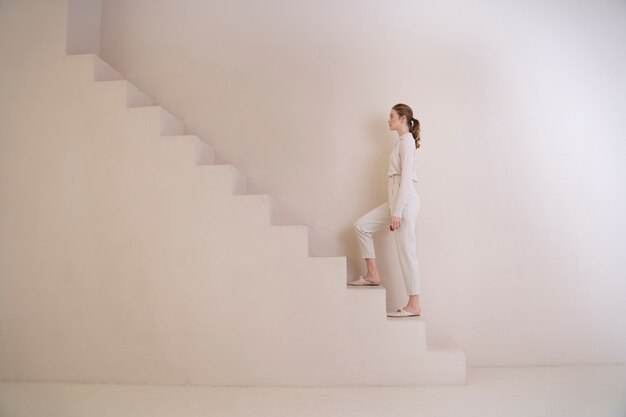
[348,283,380,286]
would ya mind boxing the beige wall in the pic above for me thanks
[99,0,626,365]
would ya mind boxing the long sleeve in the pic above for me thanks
[391,136,415,217]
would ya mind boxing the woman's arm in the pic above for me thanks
[391,136,415,218]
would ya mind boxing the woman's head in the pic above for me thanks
[388,103,420,149]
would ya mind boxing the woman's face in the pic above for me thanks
[388,109,405,131]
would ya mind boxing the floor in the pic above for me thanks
[1,365,625,417]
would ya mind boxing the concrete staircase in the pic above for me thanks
[0,0,465,386]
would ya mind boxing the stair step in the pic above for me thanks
[267,224,309,258]
[229,194,275,227]
[306,256,347,294]
[385,316,427,352]
[193,164,247,196]
[92,79,155,109]
[159,107,184,135]
[124,82,154,108]
[344,285,387,328]
[64,53,100,85]
[209,212,309,258]
[126,106,184,136]
[158,135,215,169]
[427,335,463,352]
[92,54,124,81]
[66,54,154,108]
[193,139,215,166]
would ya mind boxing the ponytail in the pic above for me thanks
[410,117,421,149]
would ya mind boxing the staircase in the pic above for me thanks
[0,0,465,386]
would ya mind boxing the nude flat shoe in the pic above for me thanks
[387,307,420,317]
[348,275,380,286]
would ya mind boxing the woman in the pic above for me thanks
[349,103,422,318]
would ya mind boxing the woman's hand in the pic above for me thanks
[390,216,402,231]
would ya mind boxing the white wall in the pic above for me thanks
[98,0,626,366]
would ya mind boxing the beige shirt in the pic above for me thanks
[387,132,418,217]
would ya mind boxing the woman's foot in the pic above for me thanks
[361,273,381,285]
[401,304,421,315]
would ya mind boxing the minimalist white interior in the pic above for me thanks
[0,0,624,390]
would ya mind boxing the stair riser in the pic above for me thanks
[126,107,184,137]
[158,136,215,170]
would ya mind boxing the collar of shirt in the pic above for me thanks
[395,132,413,144]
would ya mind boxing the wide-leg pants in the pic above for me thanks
[353,175,421,295]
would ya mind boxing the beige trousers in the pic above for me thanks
[353,175,421,295]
